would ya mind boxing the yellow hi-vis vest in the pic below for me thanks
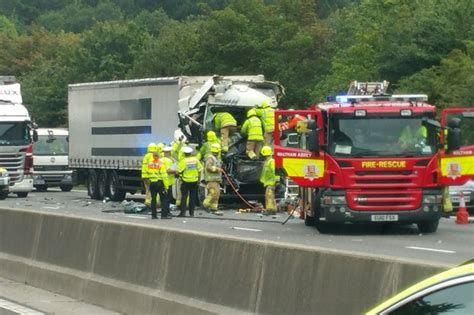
[177,156,202,183]
[256,106,275,132]
[214,112,237,129]
[241,116,264,141]
[161,156,175,189]
[260,157,279,187]
[197,140,221,161]
[148,157,168,183]
[141,152,153,179]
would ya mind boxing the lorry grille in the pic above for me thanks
[349,170,417,188]
[34,165,69,171]
[0,152,25,184]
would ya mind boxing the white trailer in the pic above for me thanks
[68,75,284,201]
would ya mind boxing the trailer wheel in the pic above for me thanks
[17,192,28,198]
[108,170,126,201]
[87,169,100,200]
[417,220,439,234]
[0,191,8,200]
[97,170,108,200]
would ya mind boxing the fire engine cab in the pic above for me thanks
[275,84,473,233]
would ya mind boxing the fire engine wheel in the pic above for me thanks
[417,220,439,234]
[107,170,126,201]
[304,213,315,226]
[97,170,108,200]
[313,190,333,233]
[87,169,100,200]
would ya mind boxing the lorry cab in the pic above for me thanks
[32,128,74,192]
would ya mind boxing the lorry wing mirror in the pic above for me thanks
[307,129,320,153]
[447,118,462,151]
[32,130,38,142]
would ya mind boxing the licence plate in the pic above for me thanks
[371,214,399,222]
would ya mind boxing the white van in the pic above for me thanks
[32,128,74,192]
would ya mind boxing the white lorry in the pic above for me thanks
[32,128,74,192]
[0,76,37,198]
[68,75,284,201]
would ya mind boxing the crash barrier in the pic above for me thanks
[0,208,445,315]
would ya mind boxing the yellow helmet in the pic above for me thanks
[147,143,157,153]
[207,130,217,142]
[156,142,164,153]
[210,143,221,153]
[247,108,257,118]
[261,100,270,108]
[261,146,272,157]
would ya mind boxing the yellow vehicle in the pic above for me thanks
[366,261,474,314]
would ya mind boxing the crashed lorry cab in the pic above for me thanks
[275,90,473,233]
[32,128,74,192]
[0,76,37,198]
[68,75,283,202]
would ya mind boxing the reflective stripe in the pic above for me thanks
[178,156,202,183]
[282,158,325,180]
[148,158,167,182]
[260,158,278,186]
[215,113,237,129]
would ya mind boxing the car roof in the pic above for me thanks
[366,262,474,314]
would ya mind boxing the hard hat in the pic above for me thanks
[261,100,270,108]
[210,143,221,153]
[156,142,164,152]
[207,130,217,142]
[163,146,172,152]
[182,146,193,154]
[147,143,157,153]
[247,108,257,118]
[261,146,272,157]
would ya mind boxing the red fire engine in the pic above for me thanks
[275,90,473,233]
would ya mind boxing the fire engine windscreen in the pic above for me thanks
[0,122,31,146]
[33,135,68,156]
[328,116,438,157]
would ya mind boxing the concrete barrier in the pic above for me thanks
[0,208,445,314]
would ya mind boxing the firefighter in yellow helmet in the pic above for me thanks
[260,146,280,215]
[162,146,176,211]
[213,112,237,153]
[197,130,221,161]
[255,100,275,146]
[202,143,223,215]
[177,147,202,217]
[156,142,165,157]
[241,108,264,159]
[141,143,157,207]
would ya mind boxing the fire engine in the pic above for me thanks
[275,82,473,233]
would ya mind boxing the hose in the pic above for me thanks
[221,168,258,210]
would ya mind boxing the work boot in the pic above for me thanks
[189,211,194,217]
[177,211,186,217]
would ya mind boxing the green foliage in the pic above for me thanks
[0,15,18,36]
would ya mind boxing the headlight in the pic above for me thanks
[423,195,442,204]
[323,196,347,205]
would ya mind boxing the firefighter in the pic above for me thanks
[399,120,427,149]
[260,146,280,215]
[156,142,165,157]
[255,100,275,146]
[202,143,223,215]
[241,108,264,160]
[141,143,157,207]
[213,112,237,153]
[148,148,171,219]
[162,146,176,210]
[171,135,186,206]
[197,130,221,161]
[177,146,202,217]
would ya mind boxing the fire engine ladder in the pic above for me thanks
[284,178,299,200]
[348,81,389,95]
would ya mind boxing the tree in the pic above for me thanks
[0,15,18,36]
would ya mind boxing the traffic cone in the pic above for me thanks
[455,192,469,225]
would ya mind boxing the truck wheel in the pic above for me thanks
[36,185,48,192]
[108,170,126,201]
[60,185,73,192]
[17,192,28,198]
[304,213,315,226]
[313,190,333,233]
[417,220,439,233]
[97,170,108,200]
[87,169,100,200]
[0,191,8,200]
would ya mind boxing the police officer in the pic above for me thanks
[255,100,275,146]
[162,146,176,210]
[148,148,171,219]
[197,130,221,161]
[202,143,223,215]
[141,143,157,207]
[213,112,237,152]
[177,147,202,217]
[260,146,279,215]
[241,108,264,159]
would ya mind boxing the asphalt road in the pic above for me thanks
[2,189,473,267]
